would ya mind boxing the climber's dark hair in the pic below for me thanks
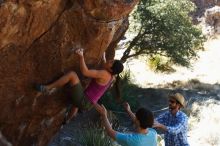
[111,60,123,102]
[111,60,124,75]
[114,74,122,102]
[136,108,154,129]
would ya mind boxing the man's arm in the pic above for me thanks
[153,113,169,131]
[93,103,103,114]
[153,121,168,131]
[155,112,167,124]
[154,114,188,134]
[98,105,117,140]
[124,102,136,123]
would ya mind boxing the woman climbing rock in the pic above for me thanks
[36,48,124,123]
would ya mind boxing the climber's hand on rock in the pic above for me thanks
[75,48,84,57]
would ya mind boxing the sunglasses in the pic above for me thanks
[169,99,176,104]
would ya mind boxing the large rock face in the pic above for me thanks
[0,0,138,145]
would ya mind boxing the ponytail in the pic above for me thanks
[113,74,122,103]
[111,60,124,103]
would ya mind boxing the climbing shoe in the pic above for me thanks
[35,84,46,92]
[35,84,57,95]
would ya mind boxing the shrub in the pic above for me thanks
[148,55,175,73]
[79,123,114,146]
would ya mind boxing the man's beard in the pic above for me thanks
[169,104,176,110]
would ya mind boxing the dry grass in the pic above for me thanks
[188,99,220,146]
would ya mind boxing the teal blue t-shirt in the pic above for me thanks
[115,128,157,146]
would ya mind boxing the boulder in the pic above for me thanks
[191,0,220,23]
[192,0,220,12]
[205,6,220,34]
[190,0,220,35]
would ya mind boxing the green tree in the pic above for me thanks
[120,0,205,68]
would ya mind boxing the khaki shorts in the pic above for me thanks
[69,83,93,110]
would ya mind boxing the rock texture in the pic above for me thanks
[191,0,220,35]
[204,6,220,34]
[0,0,138,145]
[192,0,220,16]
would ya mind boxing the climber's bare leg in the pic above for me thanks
[66,106,79,123]
[35,71,80,97]
[46,71,80,90]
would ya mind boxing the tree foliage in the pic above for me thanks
[120,0,205,67]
